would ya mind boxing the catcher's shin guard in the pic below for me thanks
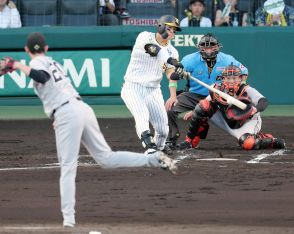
[186,103,211,140]
[189,136,200,148]
[239,133,286,150]
[141,130,157,150]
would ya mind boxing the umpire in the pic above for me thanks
[165,33,248,148]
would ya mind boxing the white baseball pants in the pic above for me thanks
[53,98,162,226]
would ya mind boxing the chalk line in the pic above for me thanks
[247,149,286,164]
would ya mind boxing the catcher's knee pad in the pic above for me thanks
[196,100,213,117]
[199,99,212,113]
[239,133,256,150]
[141,130,157,150]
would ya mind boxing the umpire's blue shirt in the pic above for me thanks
[181,51,248,96]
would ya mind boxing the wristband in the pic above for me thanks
[169,82,177,88]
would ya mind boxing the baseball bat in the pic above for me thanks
[165,58,247,110]
[183,72,247,110]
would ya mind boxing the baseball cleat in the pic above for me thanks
[159,152,178,175]
[63,222,75,228]
[177,140,193,150]
[178,136,200,150]
[63,224,74,228]
[145,148,157,155]
[272,138,286,149]
[161,144,173,155]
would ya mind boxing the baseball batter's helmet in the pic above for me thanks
[221,64,242,96]
[197,33,222,61]
[157,15,181,39]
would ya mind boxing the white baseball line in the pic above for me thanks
[0,162,97,172]
[247,149,286,164]
[0,150,288,172]
[2,226,102,234]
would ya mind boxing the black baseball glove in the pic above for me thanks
[0,57,15,75]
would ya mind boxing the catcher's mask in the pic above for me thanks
[197,33,222,61]
[157,15,181,39]
[221,65,242,96]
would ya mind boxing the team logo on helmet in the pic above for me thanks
[158,15,181,32]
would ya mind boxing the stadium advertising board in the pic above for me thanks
[0,50,130,96]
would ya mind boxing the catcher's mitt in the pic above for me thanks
[0,57,15,76]
[226,102,256,121]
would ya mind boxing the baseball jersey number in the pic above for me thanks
[50,62,67,82]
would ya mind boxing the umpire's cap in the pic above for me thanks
[26,32,47,54]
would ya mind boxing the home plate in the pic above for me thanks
[197,158,238,161]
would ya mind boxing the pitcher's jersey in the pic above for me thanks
[124,31,179,87]
[29,55,80,117]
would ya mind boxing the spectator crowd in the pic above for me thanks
[0,0,293,28]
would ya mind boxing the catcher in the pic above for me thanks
[177,64,286,150]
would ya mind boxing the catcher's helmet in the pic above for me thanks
[221,64,242,96]
[157,15,181,39]
[198,33,222,61]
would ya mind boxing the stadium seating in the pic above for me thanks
[60,0,98,26]
[15,0,294,27]
[284,0,294,7]
[123,2,176,26]
[177,0,213,22]
[19,0,58,26]
[176,0,189,21]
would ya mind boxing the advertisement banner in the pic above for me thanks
[0,50,131,96]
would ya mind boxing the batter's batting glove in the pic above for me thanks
[170,72,182,80]
[0,57,15,76]
[167,57,185,78]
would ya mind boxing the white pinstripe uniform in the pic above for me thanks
[121,31,179,150]
[30,55,171,227]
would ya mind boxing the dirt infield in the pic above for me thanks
[0,117,294,234]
